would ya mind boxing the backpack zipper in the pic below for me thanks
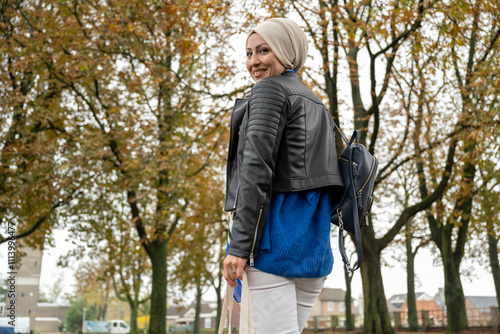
[360,197,373,226]
[339,157,357,167]
[249,207,263,267]
[356,157,376,199]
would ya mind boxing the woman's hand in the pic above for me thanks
[223,254,248,286]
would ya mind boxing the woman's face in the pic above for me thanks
[246,33,285,82]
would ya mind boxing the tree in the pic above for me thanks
[59,196,152,334]
[412,2,500,331]
[283,1,458,332]
[110,230,151,334]
[65,297,87,333]
[74,260,114,321]
[388,43,444,331]
[487,220,500,311]
[474,149,500,311]
[0,1,237,334]
[168,172,228,333]
[388,165,430,332]
[38,273,66,303]
[404,216,430,331]
[479,177,500,311]
[343,264,355,331]
[0,0,82,247]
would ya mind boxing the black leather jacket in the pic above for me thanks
[224,71,343,264]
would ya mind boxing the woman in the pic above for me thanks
[223,18,343,333]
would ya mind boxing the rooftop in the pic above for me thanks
[467,296,498,308]
[318,288,345,301]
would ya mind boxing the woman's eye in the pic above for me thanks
[246,52,252,58]
[259,48,269,53]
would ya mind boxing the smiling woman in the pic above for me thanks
[245,35,285,82]
[222,18,344,333]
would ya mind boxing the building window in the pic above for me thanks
[327,302,334,311]
[339,302,346,312]
[205,318,212,329]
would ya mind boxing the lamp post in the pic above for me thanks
[82,308,87,334]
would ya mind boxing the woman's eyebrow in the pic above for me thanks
[246,43,269,50]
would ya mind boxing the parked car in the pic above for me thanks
[83,320,130,334]
[0,317,29,334]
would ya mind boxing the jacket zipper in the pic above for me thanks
[249,208,263,266]
[232,187,239,210]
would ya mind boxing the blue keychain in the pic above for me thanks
[233,278,242,303]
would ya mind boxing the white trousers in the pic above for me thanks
[246,266,326,334]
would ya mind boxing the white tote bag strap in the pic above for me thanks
[218,283,234,334]
[239,271,255,333]
[218,271,255,334]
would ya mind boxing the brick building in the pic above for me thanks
[3,246,69,333]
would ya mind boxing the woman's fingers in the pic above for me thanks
[223,254,247,286]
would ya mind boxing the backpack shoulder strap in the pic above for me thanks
[331,120,349,146]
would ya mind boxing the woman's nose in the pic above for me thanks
[250,54,260,66]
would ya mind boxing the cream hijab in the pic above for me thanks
[248,18,309,72]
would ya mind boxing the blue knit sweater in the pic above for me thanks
[253,189,333,278]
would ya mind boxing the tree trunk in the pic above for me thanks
[149,240,168,334]
[214,267,223,333]
[194,284,202,333]
[129,301,139,334]
[361,234,394,334]
[318,0,344,155]
[101,284,109,321]
[442,239,468,333]
[406,223,419,332]
[344,265,355,331]
[443,142,475,333]
[346,44,369,145]
[488,232,500,313]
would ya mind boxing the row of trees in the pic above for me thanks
[1,0,239,332]
[262,1,500,332]
[1,1,499,334]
